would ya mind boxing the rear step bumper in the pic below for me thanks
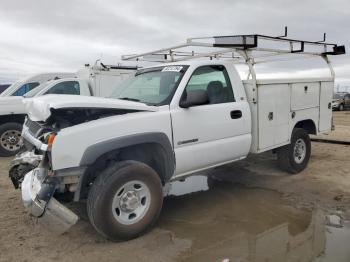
[21,169,78,234]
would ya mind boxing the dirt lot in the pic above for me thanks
[0,112,349,262]
[314,111,350,142]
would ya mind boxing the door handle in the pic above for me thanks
[230,110,242,119]
[268,112,273,121]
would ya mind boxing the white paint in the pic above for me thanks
[51,106,171,170]
[244,78,333,153]
[319,81,334,131]
[22,60,334,177]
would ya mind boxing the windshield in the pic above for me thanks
[23,81,52,97]
[110,65,188,105]
[333,93,345,99]
[0,81,22,97]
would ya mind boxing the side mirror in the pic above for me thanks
[179,89,209,108]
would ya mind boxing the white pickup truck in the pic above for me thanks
[0,64,136,156]
[14,34,345,241]
[0,72,75,98]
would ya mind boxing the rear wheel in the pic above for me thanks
[277,128,311,174]
[0,122,22,157]
[87,160,163,241]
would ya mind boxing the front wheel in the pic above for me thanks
[87,160,163,241]
[0,122,22,157]
[277,128,311,174]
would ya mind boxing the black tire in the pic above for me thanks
[277,128,311,174]
[0,122,22,157]
[339,104,344,111]
[87,160,163,241]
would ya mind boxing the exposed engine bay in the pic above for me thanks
[46,107,140,131]
[9,107,140,188]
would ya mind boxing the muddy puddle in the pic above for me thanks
[159,175,350,262]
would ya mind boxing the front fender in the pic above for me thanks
[50,109,173,170]
[80,132,175,179]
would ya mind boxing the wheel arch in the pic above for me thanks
[293,119,317,135]
[77,132,175,200]
[0,114,26,125]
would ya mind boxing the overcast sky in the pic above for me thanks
[0,0,349,89]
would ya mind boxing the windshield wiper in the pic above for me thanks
[119,97,141,102]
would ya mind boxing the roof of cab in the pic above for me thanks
[141,59,235,69]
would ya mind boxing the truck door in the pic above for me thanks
[170,65,251,176]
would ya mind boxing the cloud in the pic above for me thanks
[0,0,349,85]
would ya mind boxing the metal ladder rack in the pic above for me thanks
[121,28,345,81]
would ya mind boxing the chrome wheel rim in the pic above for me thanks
[112,180,151,225]
[0,130,21,152]
[294,138,306,164]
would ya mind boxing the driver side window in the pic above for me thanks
[185,65,235,105]
[45,81,80,95]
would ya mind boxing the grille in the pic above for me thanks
[25,119,42,136]
[22,119,42,151]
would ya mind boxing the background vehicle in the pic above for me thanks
[14,33,345,241]
[0,64,136,156]
[0,72,75,97]
[0,84,10,94]
[332,92,350,111]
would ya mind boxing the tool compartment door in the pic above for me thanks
[319,81,333,132]
[257,83,290,150]
[291,82,320,110]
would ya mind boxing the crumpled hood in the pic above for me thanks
[0,96,25,115]
[24,95,158,121]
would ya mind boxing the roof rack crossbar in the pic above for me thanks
[122,33,345,63]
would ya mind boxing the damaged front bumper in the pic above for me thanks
[21,168,78,234]
[9,122,48,188]
[9,151,43,188]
